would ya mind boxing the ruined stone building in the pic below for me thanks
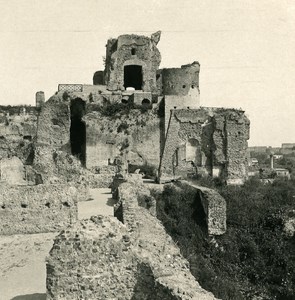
[17,30,247,186]
[0,31,247,299]
[0,31,250,187]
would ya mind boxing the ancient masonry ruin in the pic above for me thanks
[0,31,249,299]
[47,182,219,300]
[0,30,249,187]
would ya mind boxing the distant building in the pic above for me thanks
[273,154,283,160]
[282,143,295,149]
[249,146,267,153]
[274,168,290,179]
[250,158,259,167]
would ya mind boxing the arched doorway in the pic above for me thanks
[186,138,202,166]
[70,98,86,166]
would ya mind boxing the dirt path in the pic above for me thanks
[78,188,115,220]
[0,188,114,300]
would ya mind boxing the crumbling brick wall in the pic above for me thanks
[159,108,214,181]
[160,62,200,96]
[85,106,161,173]
[115,183,218,299]
[159,107,250,184]
[176,181,227,235]
[46,182,218,300]
[0,184,78,235]
[0,111,37,163]
[104,32,161,93]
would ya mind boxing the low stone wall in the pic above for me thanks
[116,183,218,299]
[178,181,226,235]
[46,182,218,299]
[0,184,78,235]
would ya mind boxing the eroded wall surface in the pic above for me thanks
[177,181,227,235]
[159,108,250,184]
[115,182,218,299]
[0,184,78,235]
[0,156,26,185]
[104,32,161,93]
[0,111,37,163]
[85,108,161,172]
[46,182,217,299]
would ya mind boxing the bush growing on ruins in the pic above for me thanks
[154,178,295,300]
[100,102,134,118]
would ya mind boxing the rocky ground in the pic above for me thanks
[0,188,114,300]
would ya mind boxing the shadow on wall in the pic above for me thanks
[11,294,46,300]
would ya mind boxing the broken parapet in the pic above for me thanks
[0,184,78,235]
[46,182,218,300]
[179,181,226,235]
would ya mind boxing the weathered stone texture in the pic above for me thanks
[0,184,77,235]
[160,108,213,180]
[37,100,70,147]
[159,108,250,184]
[104,32,161,93]
[178,181,227,235]
[85,108,161,171]
[0,156,26,185]
[115,182,218,299]
[47,183,217,299]
[161,62,200,96]
[0,112,37,163]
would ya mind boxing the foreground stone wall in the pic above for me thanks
[46,182,218,299]
[0,184,78,235]
[115,183,218,299]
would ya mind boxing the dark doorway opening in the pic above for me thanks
[124,65,143,90]
[70,98,86,166]
[142,98,151,107]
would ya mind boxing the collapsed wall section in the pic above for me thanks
[0,184,78,235]
[159,108,214,181]
[0,109,37,163]
[114,182,218,299]
[46,182,217,300]
[159,108,250,184]
[177,181,227,235]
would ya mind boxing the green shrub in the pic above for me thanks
[154,179,295,300]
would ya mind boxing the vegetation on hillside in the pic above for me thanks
[154,178,295,300]
[0,105,37,115]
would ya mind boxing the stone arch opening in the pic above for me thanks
[142,98,151,107]
[124,65,142,90]
[186,138,202,166]
[70,98,86,167]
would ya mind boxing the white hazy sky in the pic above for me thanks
[0,0,295,147]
